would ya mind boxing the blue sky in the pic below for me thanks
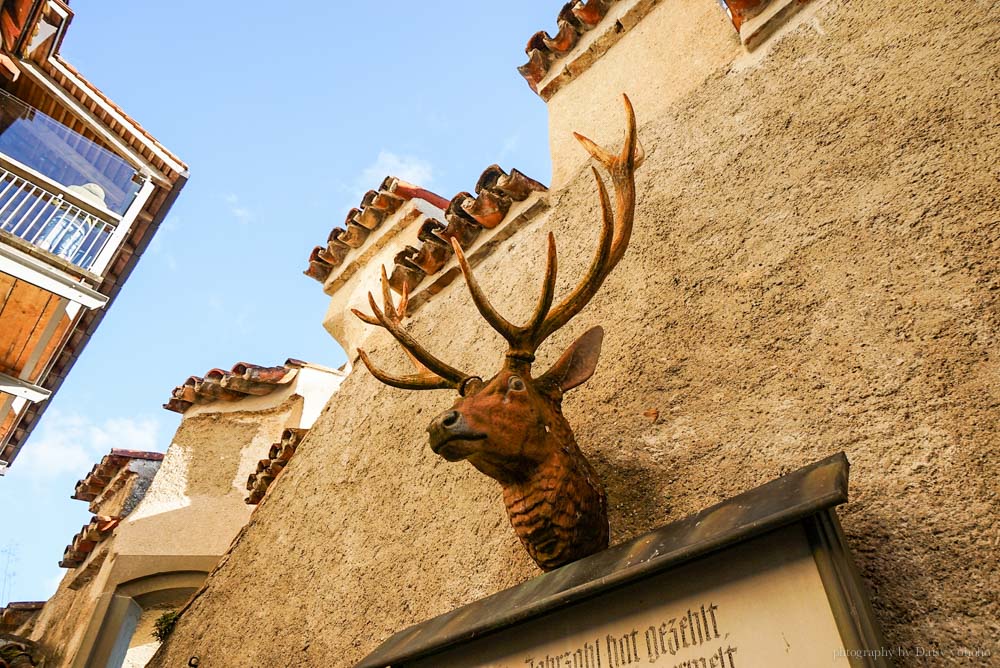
[0,0,560,603]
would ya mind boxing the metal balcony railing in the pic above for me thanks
[0,166,116,271]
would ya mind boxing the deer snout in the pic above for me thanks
[427,409,484,455]
[439,410,461,429]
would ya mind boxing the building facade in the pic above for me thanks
[148,0,999,665]
[0,0,187,472]
[28,359,346,667]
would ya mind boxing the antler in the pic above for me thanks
[352,267,470,390]
[452,93,644,362]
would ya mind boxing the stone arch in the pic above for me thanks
[78,570,207,668]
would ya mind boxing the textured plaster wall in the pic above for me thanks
[547,0,740,189]
[27,566,109,666]
[114,401,298,558]
[30,398,305,667]
[151,1,999,666]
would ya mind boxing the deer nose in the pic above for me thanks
[428,410,463,437]
[427,409,475,452]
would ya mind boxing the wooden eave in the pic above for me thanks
[0,11,188,466]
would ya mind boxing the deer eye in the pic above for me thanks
[507,376,526,392]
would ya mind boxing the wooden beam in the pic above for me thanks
[0,240,107,308]
[0,370,50,402]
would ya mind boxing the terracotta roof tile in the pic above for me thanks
[0,600,44,635]
[70,450,163,503]
[0,602,43,611]
[304,176,446,283]
[245,428,308,505]
[58,515,120,569]
[388,166,546,294]
[720,0,772,30]
[518,1,754,93]
[305,165,546,293]
[162,359,304,414]
[517,0,617,93]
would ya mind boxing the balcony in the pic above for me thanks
[0,88,142,275]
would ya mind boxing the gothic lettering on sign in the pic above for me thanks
[522,602,739,668]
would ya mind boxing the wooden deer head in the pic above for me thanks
[353,95,643,571]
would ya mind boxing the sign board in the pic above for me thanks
[358,453,890,668]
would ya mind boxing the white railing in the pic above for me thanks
[0,167,117,272]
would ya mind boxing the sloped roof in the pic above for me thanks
[517,0,616,93]
[305,165,546,291]
[0,600,44,634]
[70,449,163,502]
[59,515,119,569]
[245,427,308,505]
[163,360,305,414]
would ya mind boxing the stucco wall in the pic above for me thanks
[29,396,306,666]
[151,1,999,665]
[546,0,741,189]
[115,398,304,560]
[27,567,106,667]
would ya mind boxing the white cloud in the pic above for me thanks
[14,410,161,481]
[324,151,436,220]
[224,193,254,224]
[334,150,434,206]
[359,150,434,190]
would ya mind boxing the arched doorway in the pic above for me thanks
[83,571,206,668]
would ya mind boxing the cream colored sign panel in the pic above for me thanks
[411,524,848,667]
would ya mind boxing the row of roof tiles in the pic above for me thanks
[59,515,120,569]
[163,359,305,414]
[0,635,41,667]
[51,56,188,174]
[305,165,546,293]
[719,0,772,30]
[518,0,753,92]
[246,428,308,505]
[518,0,619,92]
[71,449,163,504]
[0,601,43,633]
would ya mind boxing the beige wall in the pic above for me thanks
[545,0,741,189]
[150,1,1000,666]
[30,374,344,666]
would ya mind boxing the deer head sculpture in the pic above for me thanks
[353,95,643,571]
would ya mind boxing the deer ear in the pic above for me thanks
[537,326,604,396]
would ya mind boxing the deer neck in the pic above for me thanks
[500,418,609,571]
